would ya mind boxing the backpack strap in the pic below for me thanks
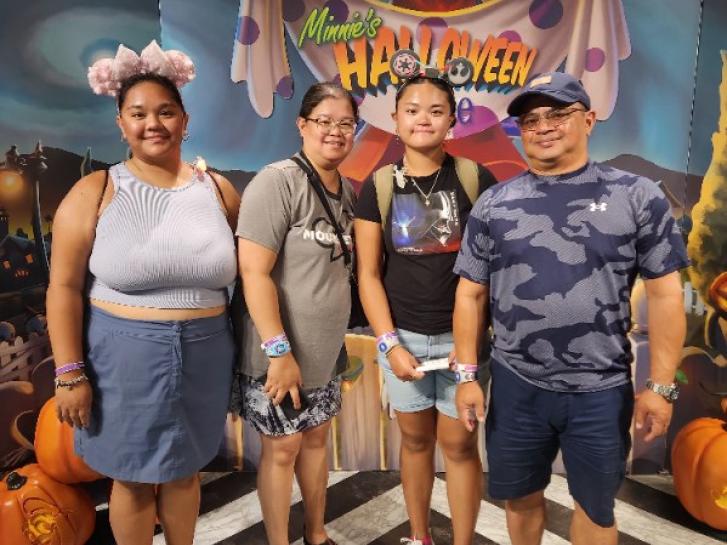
[93,168,112,220]
[373,157,480,229]
[453,156,480,205]
[207,170,229,211]
[96,170,109,213]
[373,164,395,230]
[206,170,238,232]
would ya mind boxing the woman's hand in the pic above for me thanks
[387,346,424,381]
[264,354,304,409]
[55,377,93,429]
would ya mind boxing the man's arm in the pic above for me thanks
[635,271,686,441]
[453,277,489,432]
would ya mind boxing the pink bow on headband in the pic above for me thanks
[87,40,196,97]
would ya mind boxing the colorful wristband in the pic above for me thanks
[260,333,291,358]
[55,362,85,377]
[376,331,400,356]
[454,370,478,384]
[454,363,478,373]
[261,333,287,349]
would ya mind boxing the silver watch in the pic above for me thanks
[645,379,679,402]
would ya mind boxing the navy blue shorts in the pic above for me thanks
[486,360,633,527]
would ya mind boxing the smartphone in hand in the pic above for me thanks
[279,389,310,420]
[256,372,311,420]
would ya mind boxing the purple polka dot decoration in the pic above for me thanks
[236,16,260,46]
[457,97,474,124]
[416,17,448,50]
[453,105,499,139]
[282,0,306,22]
[529,0,564,30]
[276,76,294,98]
[324,0,349,23]
[498,30,522,43]
[585,47,606,72]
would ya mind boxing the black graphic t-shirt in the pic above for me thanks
[391,188,462,254]
[355,154,497,334]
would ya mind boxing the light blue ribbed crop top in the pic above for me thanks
[87,163,237,308]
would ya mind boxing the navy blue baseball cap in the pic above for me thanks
[507,72,591,117]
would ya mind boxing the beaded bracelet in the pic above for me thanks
[55,361,85,377]
[54,374,89,390]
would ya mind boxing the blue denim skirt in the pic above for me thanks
[74,306,234,483]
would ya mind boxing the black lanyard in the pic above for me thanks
[290,152,353,273]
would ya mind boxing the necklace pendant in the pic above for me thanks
[394,168,406,189]
[424,198,430,206]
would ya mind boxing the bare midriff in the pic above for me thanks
[90,299,226,320]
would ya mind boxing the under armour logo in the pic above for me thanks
[590,202,608,212]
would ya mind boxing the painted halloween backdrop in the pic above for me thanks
[1,0,726,485]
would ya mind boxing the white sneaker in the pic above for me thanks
[400,538,435,545]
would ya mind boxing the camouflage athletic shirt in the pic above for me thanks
[454,161,689,392]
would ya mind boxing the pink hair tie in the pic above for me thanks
[87,40,196,97]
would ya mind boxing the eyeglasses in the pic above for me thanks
[305,117,356,135]
[516,106,587,132]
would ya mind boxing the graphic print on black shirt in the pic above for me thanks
[391,190,461,254]
[353,154,497,335]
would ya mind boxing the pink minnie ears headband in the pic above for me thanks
[390,49,474,92]
[87,40,195,97]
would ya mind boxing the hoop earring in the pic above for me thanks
[183,130,190,142]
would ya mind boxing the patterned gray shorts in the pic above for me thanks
[239,375,342,436]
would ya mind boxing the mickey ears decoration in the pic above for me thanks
[390,49,474,88]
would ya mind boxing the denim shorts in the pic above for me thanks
[486,360,634,527]
[377,328,489,419]
[75,306,234,484]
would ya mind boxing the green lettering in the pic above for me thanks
[297,8,328,47]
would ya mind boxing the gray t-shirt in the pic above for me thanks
[236,156,355,388]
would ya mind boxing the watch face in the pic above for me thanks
[648,380,679,402]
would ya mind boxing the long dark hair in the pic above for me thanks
[117,73,186,114]
[299,82,358,120]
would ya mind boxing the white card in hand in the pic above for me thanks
[416,358,451,372]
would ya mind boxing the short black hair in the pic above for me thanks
[395,76,456,127]
[299,82,358,120]
[117,73,186,114]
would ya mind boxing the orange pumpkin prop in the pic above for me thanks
[0,463,95,545]
[34,398,102,484]
[672,418,727,530]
